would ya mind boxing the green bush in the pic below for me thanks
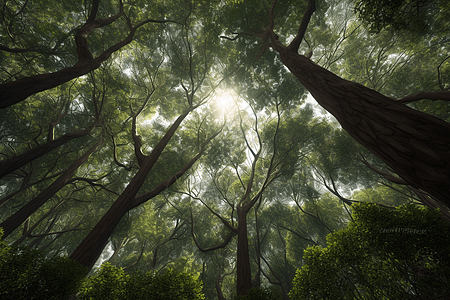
[79,262,205,300]
[0,228,86,300]
[289,203,450,300]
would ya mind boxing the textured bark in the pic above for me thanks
[0,138,102,238]
[236,206,252,296]
[69,109,190,270]
[271,40,450,208]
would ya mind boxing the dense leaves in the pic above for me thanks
[354,0,450,35]
[290,203,450,299]
[1,0,450,298]
[79,263,205,300]
[0,228,86,300]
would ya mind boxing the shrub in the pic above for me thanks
[0,228,86,300]
[289,203,450,300]
[79,262,205,300]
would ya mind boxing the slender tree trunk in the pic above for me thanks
[272,41,450,208]
[0,138,102,238]
[69,157,158,270]
[69,107,213,271]
[108,238,129,264]
[0,123,97,179]
[236,206,252,296]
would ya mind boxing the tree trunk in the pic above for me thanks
[272,41,450,208]
[0,138,102,238]
[0,123,97,179]
[0,0,126,109]
[0,61,103,109]
[236,206,252,296]
[69,156,158,270]
[69,108,203,271]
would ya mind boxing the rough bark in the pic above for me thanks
[69,109,191,270]
[271,40,450,208]
[0,62,100,109]
[0,138,102,238]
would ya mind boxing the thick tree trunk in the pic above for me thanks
[0,60,103,109]
[0,0,126,109]
[0,139,102,238]
[236,206,252,296]
[272,41,450,208]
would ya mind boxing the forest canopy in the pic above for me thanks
[1,0,449,298]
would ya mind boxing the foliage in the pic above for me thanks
[353,0,450,35]
[0,228,86,300]
[352,185,412,207]
[289,203,450,300]
[1,0,450,298]
[79,262,205,300]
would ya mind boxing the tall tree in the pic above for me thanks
[68,13,227,270]
[221,0,450,209]
[0,0,178,108]
[186,100,319,296]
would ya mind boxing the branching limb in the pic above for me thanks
[260,255,289,300]
[182,191,237,233]
[132,127,223,208]
[279,225,317,245]
[293,200,333,233]
[396,90,450,103]
[110,134,133,171]
[287,0,316,52]
[68,174,119,196]
[360,156,408,185]
[408,186,450,221]
[190,210,235,252]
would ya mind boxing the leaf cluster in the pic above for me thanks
[79,262,205,300]
[290,203,450,299]
[0,228,87,300]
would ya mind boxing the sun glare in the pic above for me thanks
[214,89,238,114]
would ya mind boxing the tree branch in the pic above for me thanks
[190,210,235,252]
[360,156,408,185]
[293,200,333,233]
[287,0,316,52]
[396,90,450,103]
[279,225,317,245]
[132,127,223,208]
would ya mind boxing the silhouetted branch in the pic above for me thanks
[190,211,235,252]
[397,90,450,103]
